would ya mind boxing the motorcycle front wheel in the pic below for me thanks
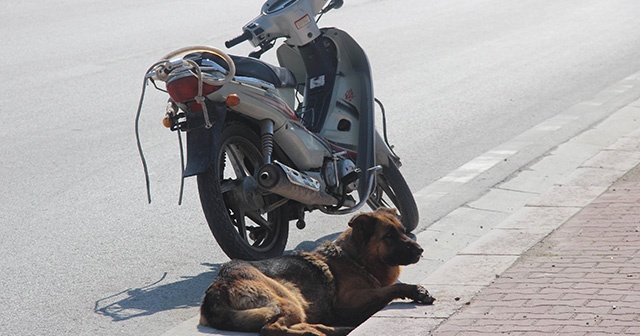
[197,122,289,260]
[367,161,419,232]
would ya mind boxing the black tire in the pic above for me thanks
[367,161,420,232]
[197,122,289,260]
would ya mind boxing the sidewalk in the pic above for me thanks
[431,172,640,335]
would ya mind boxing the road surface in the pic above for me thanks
[1,1,639,335]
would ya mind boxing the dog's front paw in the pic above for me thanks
[413,285,435,305]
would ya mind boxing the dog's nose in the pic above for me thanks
[408,243,423,256]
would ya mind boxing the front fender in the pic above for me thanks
[183,101,227,177]
[375,131,401,168]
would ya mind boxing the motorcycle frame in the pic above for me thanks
[178,27,396,213]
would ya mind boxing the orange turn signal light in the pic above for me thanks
[226,94,240,107]
[162,116,172,128]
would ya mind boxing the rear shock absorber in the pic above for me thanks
[260,119,275,164]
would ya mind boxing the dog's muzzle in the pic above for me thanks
[391,240,423,265]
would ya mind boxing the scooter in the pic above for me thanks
[135,0,419,260]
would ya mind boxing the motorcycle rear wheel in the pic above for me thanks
[367,162,419,232]
[197,122,289,260]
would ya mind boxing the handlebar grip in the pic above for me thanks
[225,30,253,48]
[331,0,344,9]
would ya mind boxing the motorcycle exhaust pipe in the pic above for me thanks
[257,162,339,206]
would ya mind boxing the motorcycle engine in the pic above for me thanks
[324,157,358,194]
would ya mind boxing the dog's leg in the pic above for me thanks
[261,320,351,336]
[201,264,311,332]
[334,283,435,326]
[201,300,281,332]
[200,277,284,331]
[261,318,320,336]
[302,324,353,336]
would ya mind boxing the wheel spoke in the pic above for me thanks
[374,176,398,206]
[251,232,266,247]
[246,211,273,232]
[367,178,398,213]
[373,188,392,208]
[220,180,235,194]
[231,206,249,241]
[225,144,250,178]
[380,183,399,207]
[262,197,288,214]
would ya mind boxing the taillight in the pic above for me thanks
[166,75,221,105]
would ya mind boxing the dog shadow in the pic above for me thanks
[94,262,221,321]
[385,301,423,310]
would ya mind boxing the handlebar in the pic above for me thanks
[323,0,343,13]
[225,30,253,49]
[225,0,343,50]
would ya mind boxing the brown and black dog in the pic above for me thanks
[200,208,435,336]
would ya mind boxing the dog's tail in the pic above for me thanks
[199,282,281,332]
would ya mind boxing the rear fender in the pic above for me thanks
[183,101,228,177]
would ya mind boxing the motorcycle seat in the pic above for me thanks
[231,55,298,89]
[188,52,297,89]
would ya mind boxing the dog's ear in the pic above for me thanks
[377,207,399,217]
[348,212,377,246]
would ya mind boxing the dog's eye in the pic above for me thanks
[384,231,395,239]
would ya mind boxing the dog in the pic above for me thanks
[199,208,435,336]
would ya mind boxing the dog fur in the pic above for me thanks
[199,208,435,336]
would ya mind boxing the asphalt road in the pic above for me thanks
[1,1,640,335]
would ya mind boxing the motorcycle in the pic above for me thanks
[135,0,419,260]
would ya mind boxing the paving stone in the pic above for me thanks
[467,188,537,214]
[494,206,580,230]
[606,136,640,151]
[580,149,640,171]
[533,141,601,172]
[527,185,607,207]
[349,316,444,336]
[424,255,519,286]
[498,169,556,194]
[459,229,551,256]
[431,182,640,335]
[561,167,627,188]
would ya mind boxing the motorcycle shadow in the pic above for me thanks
[290,231,418,253]
[289,232,342,253]
[94,262,221,322]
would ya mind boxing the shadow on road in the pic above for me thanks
[94,232,346,322]
[290,231,342,252]
[94,262,221,321]
[290,230,417,252]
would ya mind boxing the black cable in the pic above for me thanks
[177,129,185,205]
[375,98,399,158]
[134,77,152,204]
